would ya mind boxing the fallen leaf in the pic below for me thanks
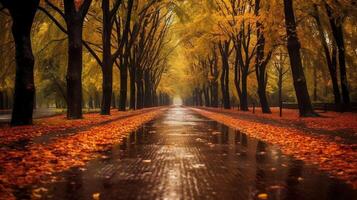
[93,192,100,200]
[257,193,268,199]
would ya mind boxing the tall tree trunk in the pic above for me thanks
[116,0,133,111]
[66,20,83,119]
[283,0,316,117]
[64,0,92,119]
[210,58,219,107]
[119,58,128,111]
[211,82,218,107]
[224,59,231,109]
[234,51,243,110]
[152,90,158,106]
[220,67,226,108]
[255,0,271,113]
[2,0,40,125]
[219,42,231,109]
[0,91,4,110]
[325,4,350,106]
[313,5,341,105]
[144,70,152,107]
[101,0,113,115]
[240,74,249,111]
[313,66,317,101]
[203,86,210,107]
[328,48,340,105]
[129,65,136,110]
[136,70,143,109]
[198,89,203,106]
[257,81,270,112]
[278,69,283,107]
[101,63,113,114]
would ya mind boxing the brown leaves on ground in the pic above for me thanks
[191,107,357,189]
[0,108,166,200]
[0,108,159,146]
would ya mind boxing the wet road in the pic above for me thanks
[21,107,357,199]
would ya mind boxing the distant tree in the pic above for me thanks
[218,41,231,109]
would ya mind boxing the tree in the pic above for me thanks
[254,0,272,113]
[272,50,289,108]
[63,0,92,119]
[44,0,92,119]
[100,0,123,115]
[219,40,231,109]
[283,0,316,117]
[208,49,219,107]
[312,4,340,105]
[0,0,39,125]
[325,3,350,106]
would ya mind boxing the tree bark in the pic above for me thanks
[2,0,39,125]
[233,50,243,110]
[283,0,316,117]
[119,59,128,111]
[152,90,158,106]
[278,69,283,107]
[313,5,341,105]
[100,0,113,115]
[203,86,210,107]
[144,70,152,107]
[219,42,231,109]
[136,69,144,109]
[129,64,136,110]
[101,62,113,114]
[0,91,4,110]
[313,66,317,101]
[240,75,249,111]
[255,0,271,114]
[325,4,350,106]
[211,82,219,107]
[209,55,219,107]
[66,20,83,119]
[63,0,92,119]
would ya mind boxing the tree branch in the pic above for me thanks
[110,0,122,21]
[112,0,134,62]
[39,6,67,33]
[79,0,92,19]
[39,6,103,67]
[37,37,66,55]
[44,0,66,19]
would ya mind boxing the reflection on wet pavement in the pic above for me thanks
[22,107,357,200]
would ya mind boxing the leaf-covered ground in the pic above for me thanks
[0,108,166,200]
[0,108,160,146]
[191,107,357,189]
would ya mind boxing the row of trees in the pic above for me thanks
[178,0,356,116]
[0,0,175,125]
